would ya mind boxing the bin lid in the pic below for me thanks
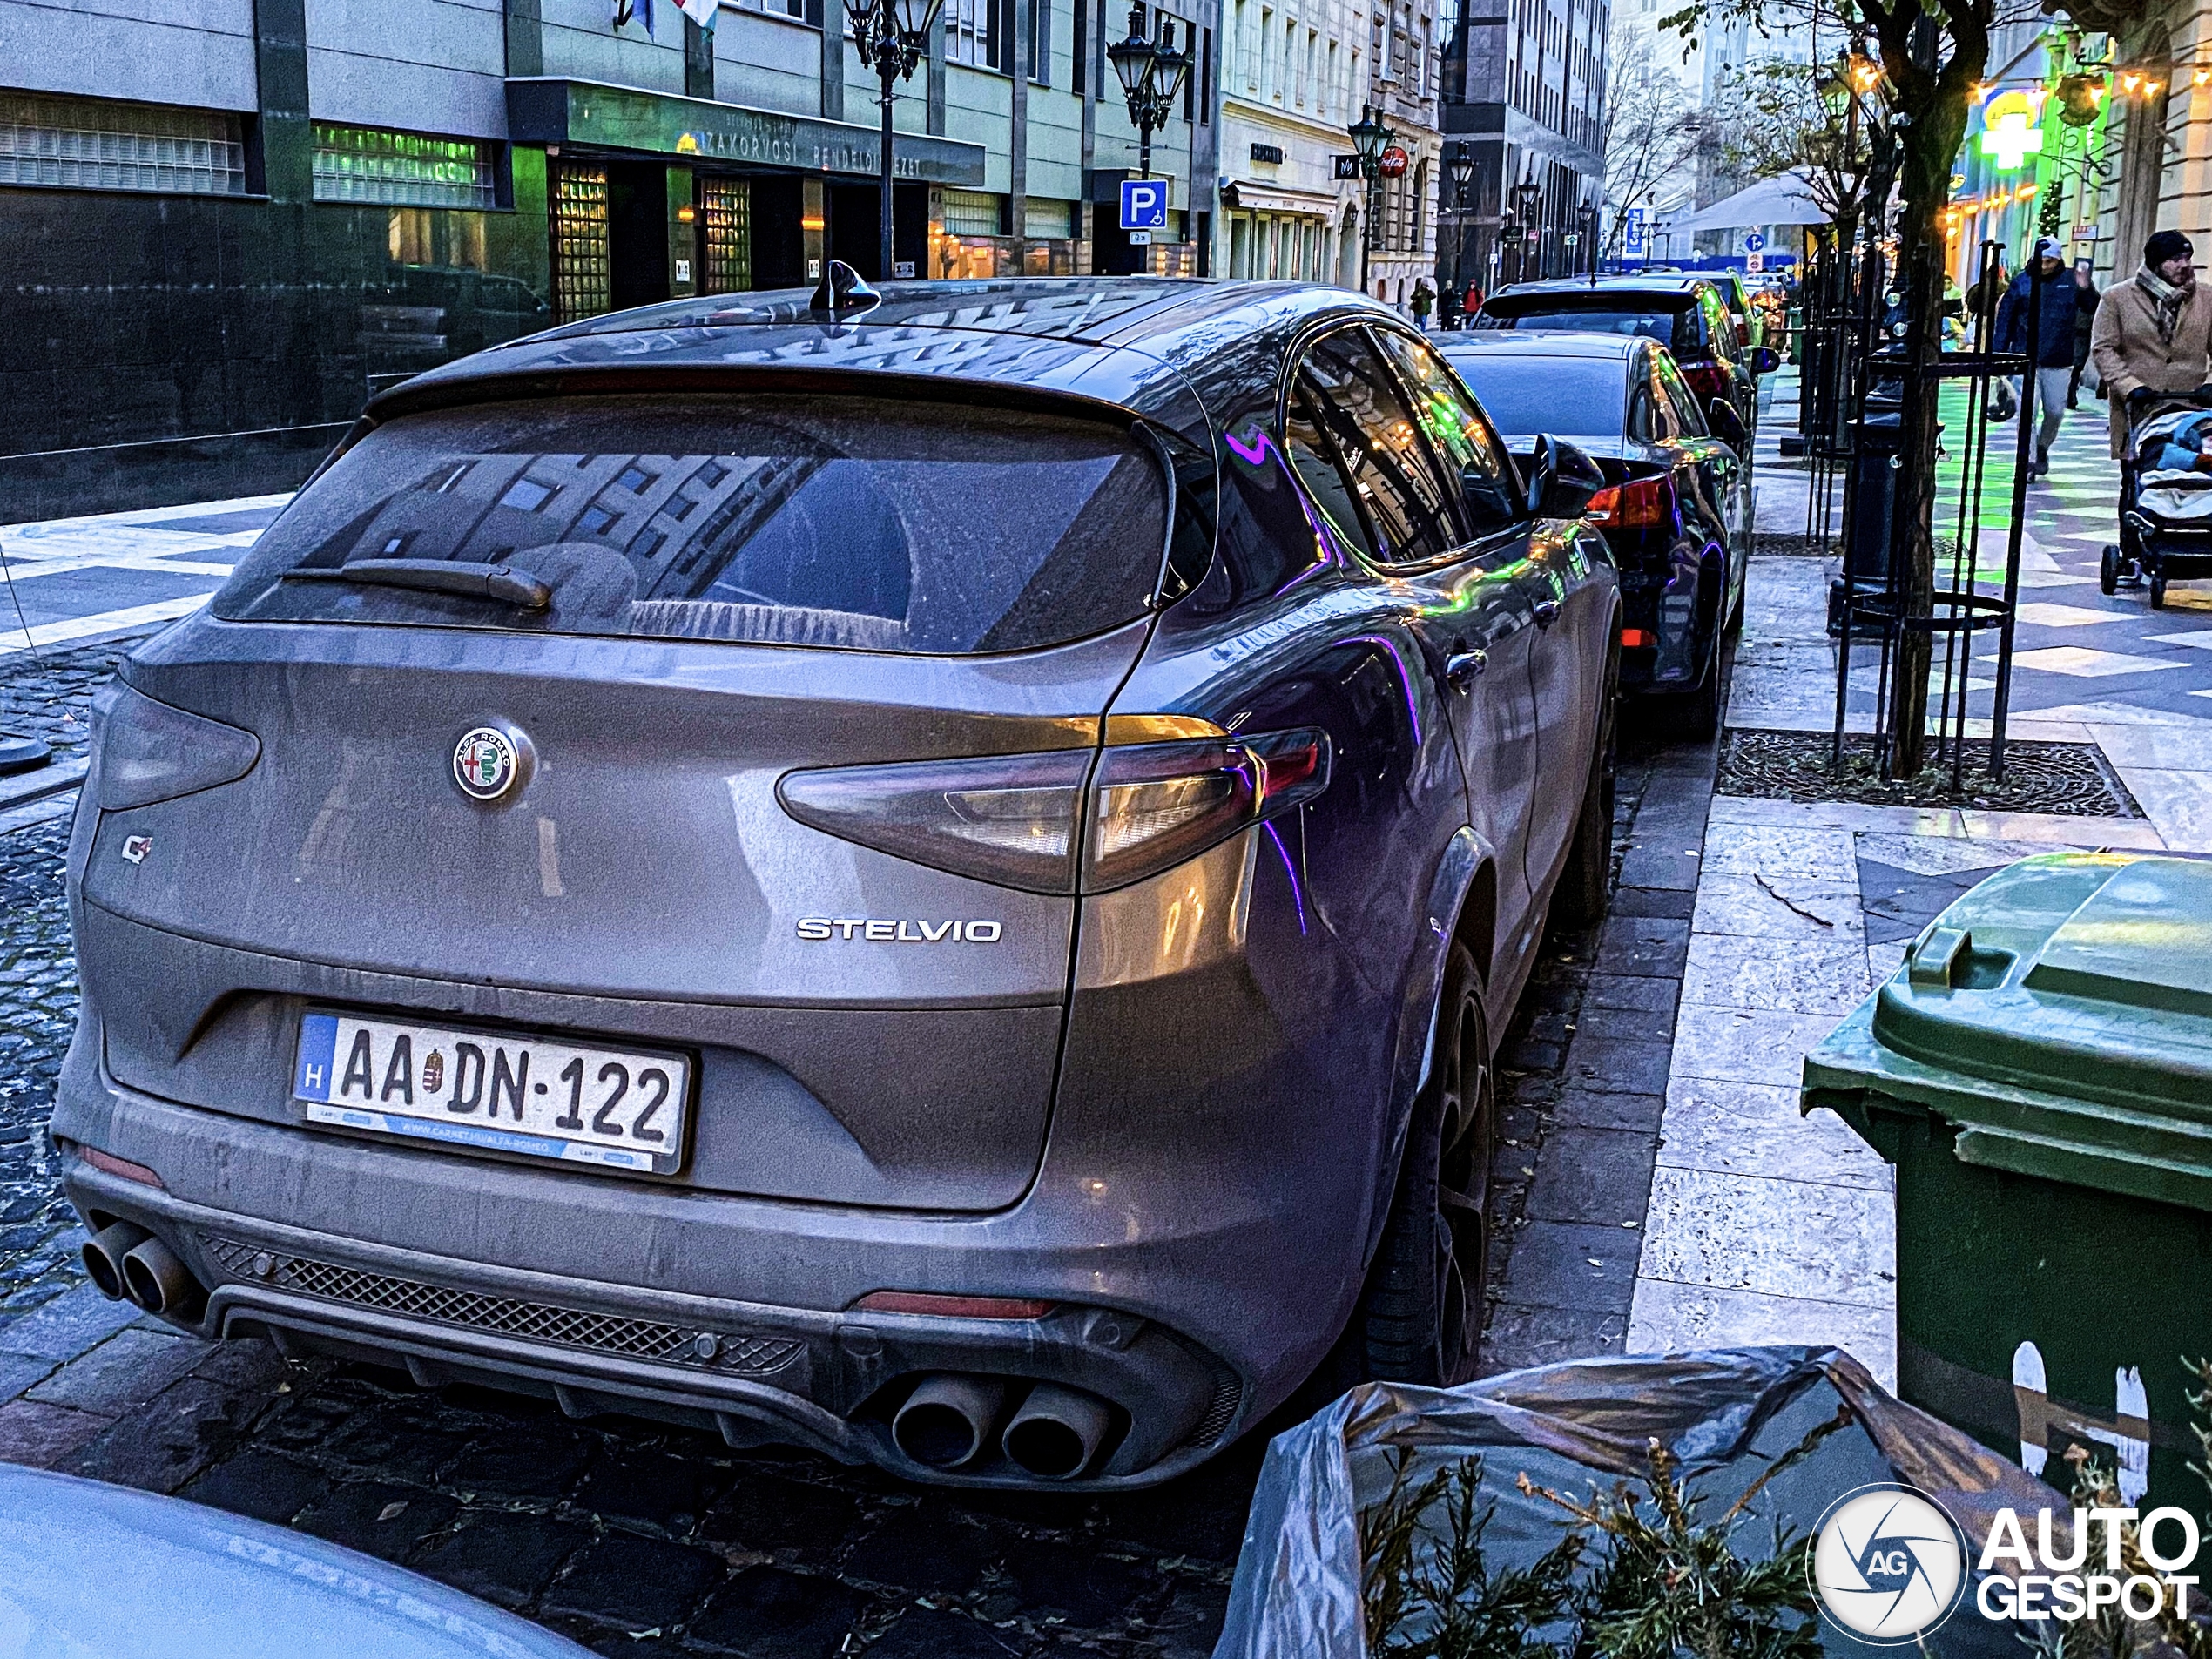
[1803,853,2212,1210]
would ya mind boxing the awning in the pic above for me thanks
[1665,172,1829,234]
[1220,180,1344,218]
[507,78,988,187]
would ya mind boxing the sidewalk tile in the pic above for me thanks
[1636,1166,1895,1307]
[1699,824,1859,882]
[1525,1127,1660,1225]
[0,1283,138,1360]
[1481,1304,1627,1372]
[0,1399,113,1468]
[1500,1218,1645,1311]
[1566,1036,1674,1096]
[1626,1279,1895,1387]
[1657,1078,1890,1190]
[1681,934,1872,1015]
[1691,873,1865,941]
[2088,722,2202,766]
[1669,1005,1843,1089]
[27,1327,206,1413]
[1595,914,1689,976]
[1581,974,1678,1014]
[1571,1001,1676,1042]
[1709,797,1966,835]
[0,1352,57,1405]
[1956,810,2165,846]
[2109,767,2212,852]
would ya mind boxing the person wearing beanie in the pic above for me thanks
[1995,236,2080,476]
[2090,229,2212,575]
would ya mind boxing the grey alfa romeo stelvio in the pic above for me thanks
[57,273,1617,1487]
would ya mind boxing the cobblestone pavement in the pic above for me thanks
[0,632,1707,1655]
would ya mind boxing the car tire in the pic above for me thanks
[1674,639,1724,741]
[1355,941,1493,1387]
[1553,650,1617,929]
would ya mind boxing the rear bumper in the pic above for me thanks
[1615,546,1712,692]
[55,1047,1295,1490]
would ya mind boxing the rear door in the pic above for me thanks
[81,390,1181,1211]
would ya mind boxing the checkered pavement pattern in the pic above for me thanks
[1757,374,2212,729]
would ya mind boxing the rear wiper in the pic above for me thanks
[282,559,551,609]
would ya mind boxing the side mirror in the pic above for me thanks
[1539,439,1608,517]
[1750,347,1781,375]
[1705,399,1749,452]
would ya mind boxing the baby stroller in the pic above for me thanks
[2106,393,2212,607]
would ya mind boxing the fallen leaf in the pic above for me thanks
[377,1501,408,1522]
[1586,1258,1603,1267]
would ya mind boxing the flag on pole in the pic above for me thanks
[678,0,719,24]
[612,0,656,33]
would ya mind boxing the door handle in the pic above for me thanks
[1445,649,1487,686]
[1532,598,1561,630]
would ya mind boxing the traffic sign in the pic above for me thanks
[1746,252,1764,273]
[1119,179,1169,231]
[1743,230,1766,252]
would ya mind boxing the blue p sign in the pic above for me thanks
[1120,179,1169,231]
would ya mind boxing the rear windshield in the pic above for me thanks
[1442,355,1624,439]
[1474,304,1684,348]
[214,395,1170,655]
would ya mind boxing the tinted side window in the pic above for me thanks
[1656,355,1710,436]
[1285,381,1379,561]
[1701,289,1738,360]
[1290,330,1463,563]
[1674,301,1706,354]
[1372,329,1522,536]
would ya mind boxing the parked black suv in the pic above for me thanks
[1473,276,1778,444]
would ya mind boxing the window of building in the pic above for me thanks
[0,91,244,196]
[941,187,1003,235]
[1023,198,1074,238]
[314,125,498,209]
[388,207,489,270]
[1031,0,1051,83]
[1200,26,1212,121]
[947,0,995,66]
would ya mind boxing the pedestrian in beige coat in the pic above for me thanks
[2091,228,2212,460]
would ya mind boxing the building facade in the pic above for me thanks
[1216,0,1365,285]
[0,0,1219,513]
[1440,0,1608,298]
[1364,0,1446,307]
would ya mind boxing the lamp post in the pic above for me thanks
[1348,103,1393,296]
[1108,4,1191,180]
[1444,141,1474,324]
[844,0,946,281]
[1510,172,1541,280]
[1575,200,1598,280]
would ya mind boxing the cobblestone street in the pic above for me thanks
[0,627,1702,1656]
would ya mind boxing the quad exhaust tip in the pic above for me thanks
[121,1237,203,1318]
[892,1374,1009,1468]
[81,1221,149,1301]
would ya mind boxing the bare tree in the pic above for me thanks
[1710,52,1895,253]
[1602,27,1697,260]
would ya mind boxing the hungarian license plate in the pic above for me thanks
[293,1010,690,1176]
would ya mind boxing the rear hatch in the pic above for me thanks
[78,390,1177,1211]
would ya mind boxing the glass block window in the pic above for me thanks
[0,92,243,195]
[941,189,1002,237]
[313,125,496,209]
[550,164,611,326]
[701,177,751,294]
[1023,199,1072,239]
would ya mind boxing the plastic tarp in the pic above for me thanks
[1212,1346,2056,1659]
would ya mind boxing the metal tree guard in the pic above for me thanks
[843,0,945,280]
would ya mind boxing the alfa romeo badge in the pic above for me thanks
[453,726,523,801]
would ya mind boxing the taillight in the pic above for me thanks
[1620,628,1656,649]
[93,680,261,811]
[1582,475,1675,529]
[778,729,1332,894]
[1681,361,1730,408]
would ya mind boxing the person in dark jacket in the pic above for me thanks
[1995,237,2081,477]
[2068,260,2101,408]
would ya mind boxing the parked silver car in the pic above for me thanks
[57,275,1618,1489]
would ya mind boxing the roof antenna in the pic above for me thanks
[809,260,882,320]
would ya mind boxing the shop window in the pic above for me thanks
[388,208,489,271]
[314,125,498,210]
[941,188,1003,236]
[0,91,244,195]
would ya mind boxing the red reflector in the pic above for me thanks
[853,1291,1055,1320]
[1620,628,1656,649]
[79,1146,164,1188]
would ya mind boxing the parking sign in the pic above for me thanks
[1120,179,1169,231]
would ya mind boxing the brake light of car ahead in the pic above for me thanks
[778,729,1332,895]
[1680,361,1730,409]
[1582,474,1676,531]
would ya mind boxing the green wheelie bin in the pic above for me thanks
[1803,851,2212,1509]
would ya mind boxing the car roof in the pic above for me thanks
[366,277,1404,442]
[1435,330,1645,361]
[1487,275,1710,301]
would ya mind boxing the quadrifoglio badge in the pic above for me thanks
[1809,1483,2208,1642]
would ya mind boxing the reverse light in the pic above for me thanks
[93,680,261,812]
[778,728,1332,895]
[1582,475,1676,529]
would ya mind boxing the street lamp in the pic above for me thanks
[844,0,946,281]
[1108,4,1191,179]
[1347,103,1394,295]
[1510,172,1541,280]
[1444,142,1475,324]
[1575,200,1598,280]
